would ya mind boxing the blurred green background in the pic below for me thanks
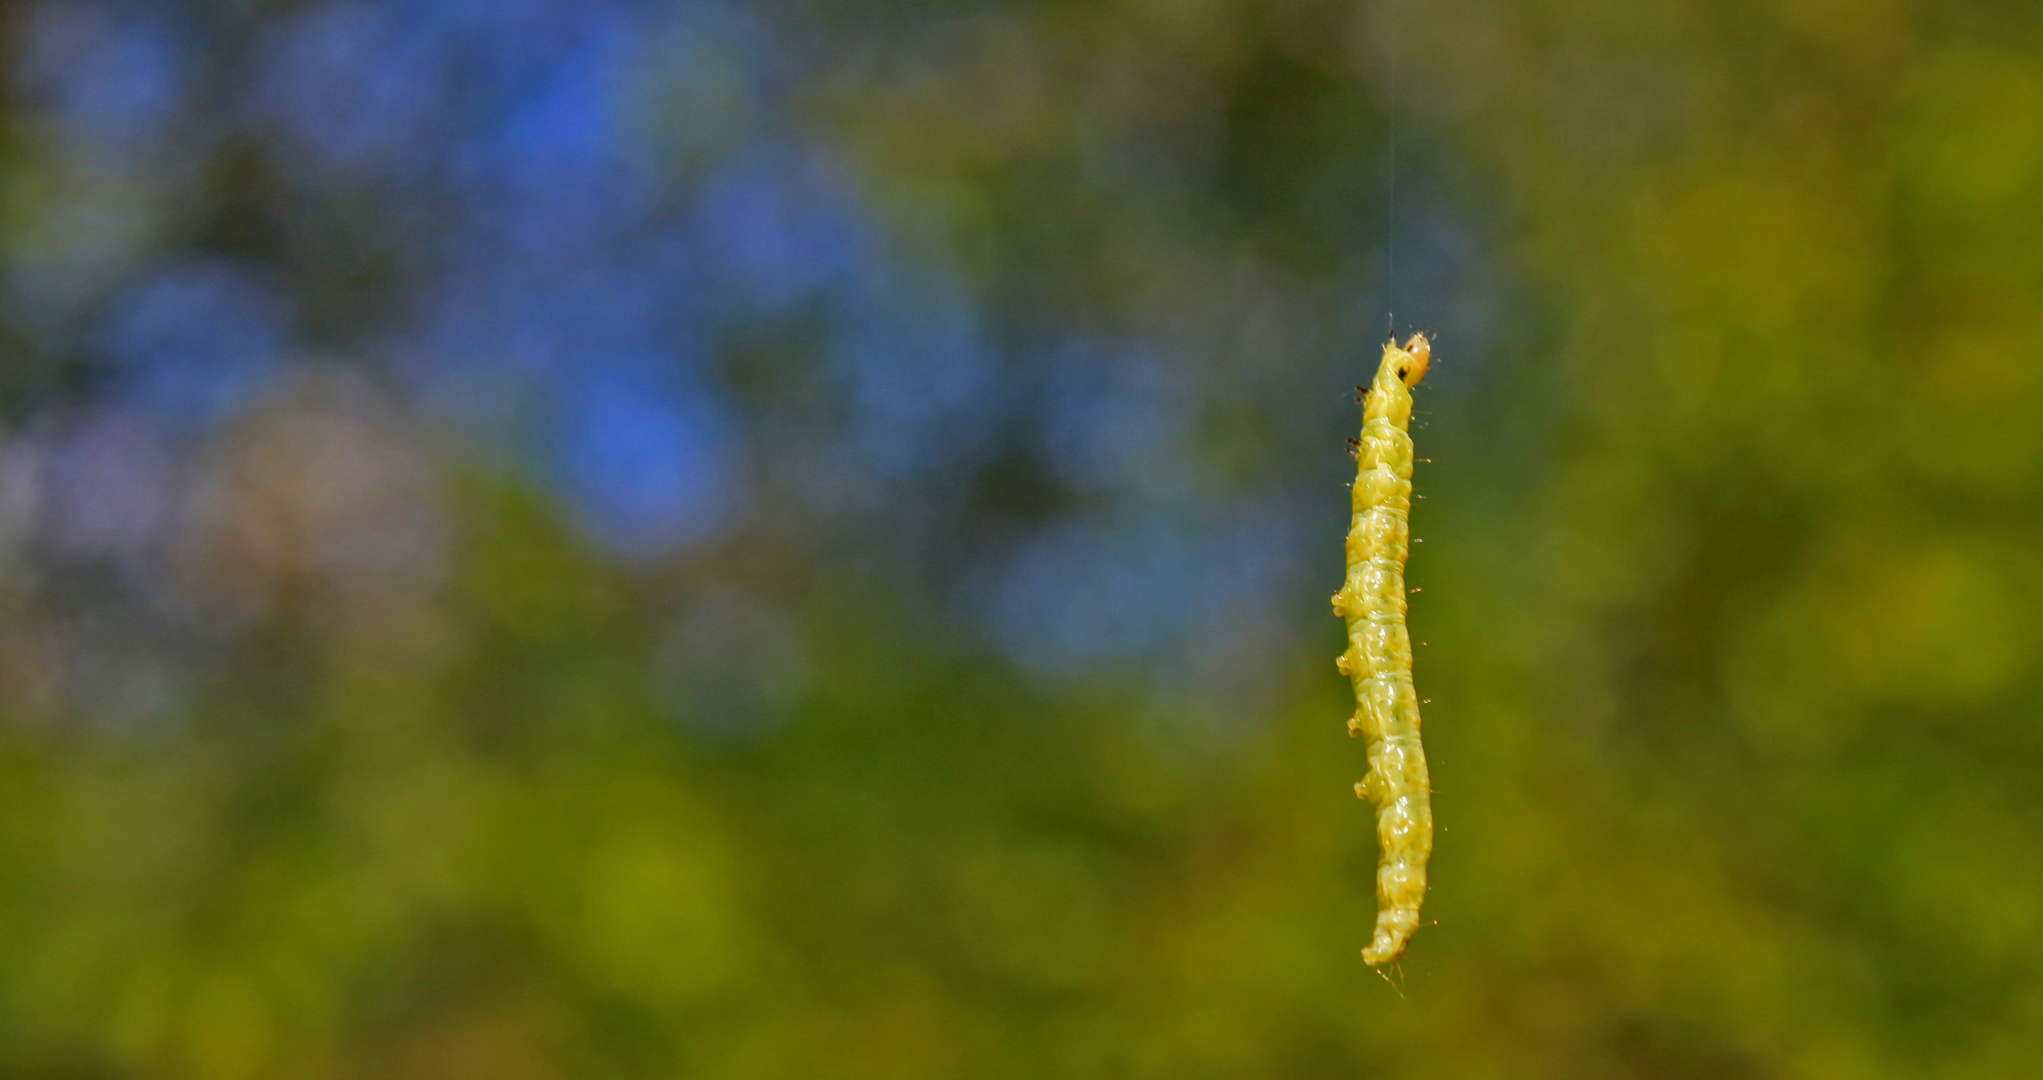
[1,0,2039,1076]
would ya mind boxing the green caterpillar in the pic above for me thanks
[1333,333,1433,966]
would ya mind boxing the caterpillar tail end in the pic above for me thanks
[1362,854,1428,965]
[1361,906,1421,966]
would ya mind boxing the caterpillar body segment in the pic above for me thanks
[1334,333,1434,967]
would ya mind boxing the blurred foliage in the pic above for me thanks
[0,0,2039,1077]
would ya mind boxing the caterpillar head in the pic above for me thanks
[1395,333,1430,386]
[1367,333,1431,421]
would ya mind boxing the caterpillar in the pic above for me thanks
[1332,332,1433,966]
